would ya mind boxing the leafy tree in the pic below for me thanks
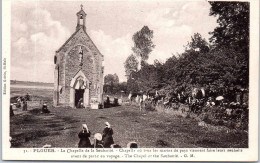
[137,64,161,92]
[132,26,155,66]
[185,33,209,53]
[209,2,249,88]
[118,82,127,93]
[124,54,139,76]
[104,74,119,94]
[104,74,119,85]
[126,71,140,93]
[113,74,119,84]
[208,2,249,53]
[122,2,249,98]
[125,26,155,92]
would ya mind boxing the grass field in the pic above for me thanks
[10,87,248,148]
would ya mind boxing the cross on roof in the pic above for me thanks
[80,4,83,10]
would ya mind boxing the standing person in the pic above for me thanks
[102,122,114,148]
[25,93,30,101]
[16,97,21,108]
[10,104,14,117]
[106,95,110,106]
[22,100,27,111]
[78,124,92,148]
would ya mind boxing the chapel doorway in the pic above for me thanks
[75,89,85,108]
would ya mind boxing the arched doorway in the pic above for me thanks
[70,70,90,108]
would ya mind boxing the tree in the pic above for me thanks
[104,74,119,86]
[118,82,127,93]
[124,54,139,77]
[185,33,209,53]
[132,26,155,66]
[137,64,161,92]
[104,74,119,94]
[113,74,119,84]
[209,2,249,88]
[208,2,249,53]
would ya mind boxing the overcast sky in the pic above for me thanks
[11,1,217,83]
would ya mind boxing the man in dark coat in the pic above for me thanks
[102,122,114,148]
[78,124,92,148]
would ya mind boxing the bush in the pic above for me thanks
[217,120,224,125]
[226,121,236,129]
[114,98,118,106]
[211,119,224,126]
[200,113,212,124]
[185,113,191,119]
[145,103,155,111]
[98,104,103,109]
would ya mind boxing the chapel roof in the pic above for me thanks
[56,27,103,58]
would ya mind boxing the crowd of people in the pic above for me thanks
[15,95,29,111]
[10,93,51,116]
[10,94,30,116]
[128,87,249,123]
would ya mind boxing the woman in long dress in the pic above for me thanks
[102,122,114,148]
[78,124,92,148]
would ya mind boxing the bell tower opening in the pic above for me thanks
[76,4,87,31]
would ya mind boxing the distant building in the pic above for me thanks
[54,5,104,108]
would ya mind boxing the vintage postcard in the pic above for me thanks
[2,0,259,161]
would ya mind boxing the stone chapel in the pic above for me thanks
[53,5,104,109]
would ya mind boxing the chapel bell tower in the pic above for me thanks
[76,4,87,31]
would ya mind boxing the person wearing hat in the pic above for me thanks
[102,122,114,148]
[78,124,92,148]
[127,141,138,148]
[93,133,103,148]
[42,103,50,113]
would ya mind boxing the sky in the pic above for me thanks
[11,1,218,83]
